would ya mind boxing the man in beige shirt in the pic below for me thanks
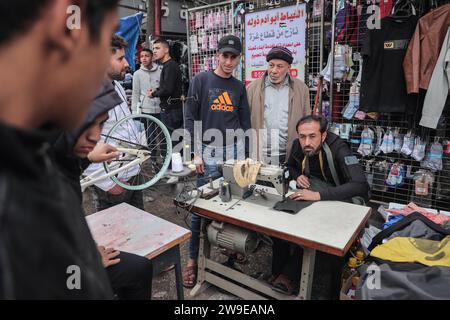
[247,47,311,165]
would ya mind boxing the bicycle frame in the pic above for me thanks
[80,147,150,192]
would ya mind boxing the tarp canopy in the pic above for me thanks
[116,12,144,72]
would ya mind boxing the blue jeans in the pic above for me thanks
[188,143,242,260]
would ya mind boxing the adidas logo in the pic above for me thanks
[210,91,235,112]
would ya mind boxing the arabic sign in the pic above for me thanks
[161,0,192,34]
[244,4,306,85]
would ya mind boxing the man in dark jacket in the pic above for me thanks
[0,0,120,299]
[53,81,154,300]
[270,114,369,298]
[287,115,369,202]
[148,38,183,134]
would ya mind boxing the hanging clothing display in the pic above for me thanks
[403,3,450,94]
[360,15,418,113]
[420,27,450,129]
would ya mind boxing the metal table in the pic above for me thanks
[175,179,371,300]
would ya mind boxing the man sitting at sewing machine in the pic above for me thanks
[269,114,369,297]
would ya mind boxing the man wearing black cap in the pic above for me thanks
[183,35,251,288]
[247,46,310,165]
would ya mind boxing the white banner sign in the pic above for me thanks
[244,4,307,86]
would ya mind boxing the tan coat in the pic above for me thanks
[247,74,311,159]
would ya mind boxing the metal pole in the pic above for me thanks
[329,0,337,114]
[231,1,235,35]
[146,0,155,48]
[317,0,325,112]
[155,0,161,38]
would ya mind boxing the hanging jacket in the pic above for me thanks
[403,3,450,94]
[420,27,450,129]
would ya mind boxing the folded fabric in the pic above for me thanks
[386,202,450,225]
[357,262,450,300]
[273,198,314,214]
[382,214,405,230]
[370,236,450,267]
[387,220,445,242]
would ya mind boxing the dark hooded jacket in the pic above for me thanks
[287,132,370,202]
[52,81,122,202]
[0,81,119,299]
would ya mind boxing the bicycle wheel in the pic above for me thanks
[103,114,172,190]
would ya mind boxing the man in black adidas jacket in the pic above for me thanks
[0,0,119,299]
[270,115,369,298]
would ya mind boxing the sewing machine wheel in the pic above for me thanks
[103,114,172,190]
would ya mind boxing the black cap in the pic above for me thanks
[266,46,294,65]
[218,35,242,55]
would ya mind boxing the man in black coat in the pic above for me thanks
[270,115,369,299]
[0,0,120,299]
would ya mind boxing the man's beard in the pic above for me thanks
[110,71,125,81]
[302,141,323,157]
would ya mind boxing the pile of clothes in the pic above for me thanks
[357,203,450,299]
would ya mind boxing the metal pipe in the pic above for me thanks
[317,0,325,112]
[146,0,154,48]
[329,0,337,114]
[155,0,161,38]
[187,0,233,13]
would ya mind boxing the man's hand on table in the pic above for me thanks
[97,246,121,268]
[290,188,321,201]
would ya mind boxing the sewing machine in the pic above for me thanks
[222,159,289,199]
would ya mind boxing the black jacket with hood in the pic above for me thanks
[287,132,370,202]
[0,81,119,299]
[52,81,122,202]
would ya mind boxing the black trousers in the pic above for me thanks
[106,251,153,300]
[93,185,144,212]
[271,238,343,300]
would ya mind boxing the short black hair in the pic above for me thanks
[296,114,329,134]
[154,38,170,49]
[0,0,119,47]
[141,48,153,55]
[111,35,128,54]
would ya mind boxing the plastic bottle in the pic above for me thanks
[355,250,365,265]
[341,257,358,287]
[347,275,360,300]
